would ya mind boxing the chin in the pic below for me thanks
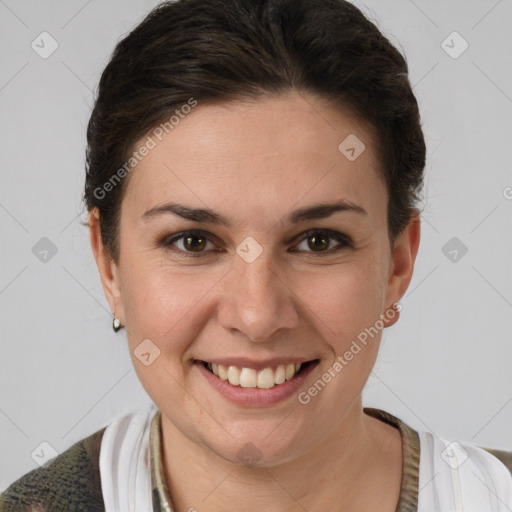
[202,422,313,469]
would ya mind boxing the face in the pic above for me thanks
[90,90,419,467]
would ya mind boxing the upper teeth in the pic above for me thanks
[206,362,302,389]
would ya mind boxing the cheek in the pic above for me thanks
[120,264,213,415]
[121,260,221,351]
[294,260,387,341]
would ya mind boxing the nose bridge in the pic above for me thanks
[237,249,278,300]
[218,244,298,341]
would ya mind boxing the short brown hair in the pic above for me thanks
[83,0,426,264]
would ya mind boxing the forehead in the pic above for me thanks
[122,91,386,225]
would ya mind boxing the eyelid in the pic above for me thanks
[289,228,353,249]
[161,229,222,257]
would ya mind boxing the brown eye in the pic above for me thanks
[183,234,207,252]
[162,230,217,257]
[307,233,330,252]
[294,229,353,254]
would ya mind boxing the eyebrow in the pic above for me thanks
[141,199,367,228]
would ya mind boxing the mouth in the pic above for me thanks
[199,359,319,389]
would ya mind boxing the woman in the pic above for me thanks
[2,0,511,510]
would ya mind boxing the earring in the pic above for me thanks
[113,316,121,332]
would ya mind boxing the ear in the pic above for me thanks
[383,211,421,327]
[88,208,124,323]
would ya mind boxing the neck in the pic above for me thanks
[160,399,402,512]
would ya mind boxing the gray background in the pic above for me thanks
[1,0,511,490]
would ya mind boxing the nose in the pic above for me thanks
[217,250,299,342]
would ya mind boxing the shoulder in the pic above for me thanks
[0,427,106,512]
[365,408,512,509]
[417,431,512,510]
[370,407,512,477]
[419,430,512,477]
[480,446,512,476]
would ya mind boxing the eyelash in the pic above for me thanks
[159,229,354,258]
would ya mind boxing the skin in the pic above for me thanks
[90,90,420,512]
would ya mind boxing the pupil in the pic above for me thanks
[185,235,206,251]
[309,234,328,251]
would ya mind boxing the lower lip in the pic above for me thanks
[194,360,319,406]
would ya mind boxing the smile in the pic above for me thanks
[195,358,320,406]
[201,360,316,389]
[203,362,301,389]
